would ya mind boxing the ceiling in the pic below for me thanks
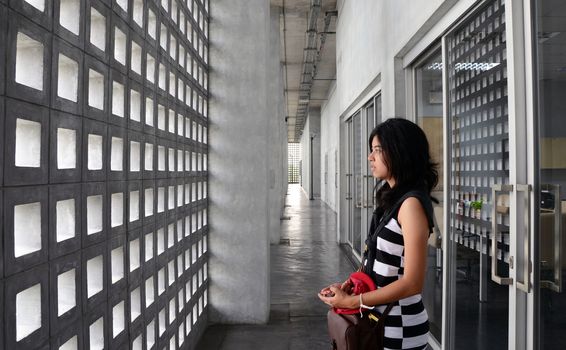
[271,0,337,142]
[269,0,566,142]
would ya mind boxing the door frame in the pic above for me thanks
[408,42,444,349]
[505,0,537,348]
[343,95,381,259]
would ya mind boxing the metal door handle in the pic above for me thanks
[362,174,367,208]
[362,175,373,208]
[516,184,531,293]
[541,184,562,292]
[345,174,352,200]
[355,175,362,208]
[491,184,513,285]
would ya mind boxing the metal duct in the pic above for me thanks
[294,1,336,141]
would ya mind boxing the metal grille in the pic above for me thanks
[288,143,301,183]
[447,0,509,260]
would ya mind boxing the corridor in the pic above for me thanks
[196,184,354,349]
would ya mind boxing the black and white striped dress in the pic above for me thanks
[372,212,430,350]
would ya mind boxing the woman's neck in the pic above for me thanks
[386,178,396,188]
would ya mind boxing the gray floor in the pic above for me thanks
[196,184,355,349]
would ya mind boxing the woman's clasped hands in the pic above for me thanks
[317,279,357,309]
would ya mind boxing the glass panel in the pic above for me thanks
[346,120,353,247]
[446,0,509,348]
[366,103,376,209]
[415,48,444,342]
[360,102,377,255]
[374,94,382,206]
[535,0,566,348]
[353,112,362,255]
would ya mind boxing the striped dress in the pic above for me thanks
[370,210,430,350]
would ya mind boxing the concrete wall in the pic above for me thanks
[334,0,456,119]
[209,0,285,324]
[301,108,321,199]
[335,0,385,113]
[267,6,287,244]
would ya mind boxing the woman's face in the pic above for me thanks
[368,136,390,181]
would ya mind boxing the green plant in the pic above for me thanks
[470,200,483,210]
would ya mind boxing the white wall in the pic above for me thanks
[320,82,340,212]
[334,0,455,119]
[335,0,384,113]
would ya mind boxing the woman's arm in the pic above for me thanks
[318,197,429,309]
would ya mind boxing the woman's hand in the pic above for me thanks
[319,283,341,297]
[319,279,353,296]
[317,286,357,309]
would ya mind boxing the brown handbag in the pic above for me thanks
[327,303,393,350]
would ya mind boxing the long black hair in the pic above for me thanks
[369,118,438,211]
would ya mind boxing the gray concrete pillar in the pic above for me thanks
[209,0,271,324]
[268,6,286,245]
[301,108,321,199]
[310,108,321,199]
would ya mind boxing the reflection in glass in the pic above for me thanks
[536,0,566,348]
[447,0,509,349]
[415,48,443,342]
[353,112,362,255]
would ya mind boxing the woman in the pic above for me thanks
[319,118,438,350]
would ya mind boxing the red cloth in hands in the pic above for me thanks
[334,271,376,314]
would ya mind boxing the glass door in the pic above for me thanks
[445,1,513,348]
[362,100,377,249]
[346,119,354,248]
[352,111,362,255]
[345,97,381,256]
[534,0,566,348]
[414,47,444,344]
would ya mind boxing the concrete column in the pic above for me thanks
[301,109,321,199]
[301,118,310,197]
[209,0,271,324]
[268,6,284,244]
[309,108,321,199]
[280,65,288,216]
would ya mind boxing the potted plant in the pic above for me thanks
[470,200,483,219]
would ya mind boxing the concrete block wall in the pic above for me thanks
[0,0,210,348]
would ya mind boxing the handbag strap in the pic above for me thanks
[381,302,394,318]
[361,190,434,318]
[362,189,434,274]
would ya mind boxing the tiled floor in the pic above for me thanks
[196,184,354,349]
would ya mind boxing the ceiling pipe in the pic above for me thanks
[293,1,337,142]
